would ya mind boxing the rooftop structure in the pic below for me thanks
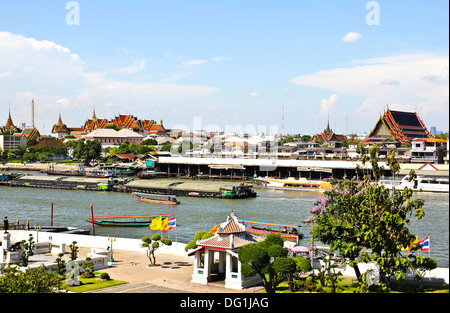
[311,120,346,145]
[83,110,168,136]
[365,108,431,144]
[82,128,144,147]
[188,211,264,289]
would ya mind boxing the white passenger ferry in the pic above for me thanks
[379,175,449,193]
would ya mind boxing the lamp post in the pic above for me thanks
[108,235,116,265]
[34,224,41,242]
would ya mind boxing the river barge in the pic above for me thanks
[3,175,257,199]
[121,179,257,199]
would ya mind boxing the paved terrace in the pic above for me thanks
[3,230,449,293]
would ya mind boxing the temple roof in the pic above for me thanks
[365,109,431,144]
[191,212,263,252]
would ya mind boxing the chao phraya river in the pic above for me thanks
[1,176,448,267]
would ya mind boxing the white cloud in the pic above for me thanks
[341,32,362,43]
[320,94,338,117]
[212,56,232,61]
[182,56,232,66]
[114,59,148,75]
[238,91,262,98]
[182,59,209,66]
[421,67,449,83]
[290,53,449,121]
[0,31,218,132]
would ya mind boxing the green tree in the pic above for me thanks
[81,257,95,278]
[141,234,172,266]
[68,241,79,261]
[72,139,102,166]
[0,265,61,293]
[238,234,288,293]
[306,147,431,292]
[142,138,158,146]
[160,143,172,152]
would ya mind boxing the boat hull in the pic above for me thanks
[132,192,179,205]
[136,197,179,205]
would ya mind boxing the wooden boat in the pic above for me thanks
[239,219,303,241]
[253,177,332,192]
[132,192,180,205]
[83,214,171,227]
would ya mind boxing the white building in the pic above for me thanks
[0,134,27,151]
[188,212,263,290]
[411,138,446,164]
[82,128,144,148]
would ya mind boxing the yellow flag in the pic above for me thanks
[160,217,169,231]
[150,216,162,230]
[209,224,220,234]
[402,236,418,252]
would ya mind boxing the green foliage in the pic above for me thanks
[0,265,61,293]
[293,256,312,274]
[185,240,198,252]
[306,146,433,292]
[142,138,157,146]
[194,231,207,241]
[142,235,172,266]
[54,253,66,275]
[68,241,79,261]
[20,234,35,267]
[100,272,111,280]
[273,257,297,292]
[315,257,343,293]
[201,232,215,240]
[71,139,102,166]
[160,143,172,152]
[81,257,95,278]
[238,234,286,293]
[109,141,155,156]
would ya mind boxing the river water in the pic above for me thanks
[1,175,448,267]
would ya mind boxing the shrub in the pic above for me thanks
[100,272,110,280]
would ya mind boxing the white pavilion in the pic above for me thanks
[188,211,264,290]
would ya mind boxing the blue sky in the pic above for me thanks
[0,1,448,136]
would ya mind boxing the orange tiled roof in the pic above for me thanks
[197,233,260,250]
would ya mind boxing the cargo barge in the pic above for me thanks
[120,179,256,199]
[2,175,257,199]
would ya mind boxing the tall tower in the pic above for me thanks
[31,99,35,127]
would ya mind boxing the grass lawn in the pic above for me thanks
[61,272,128,293]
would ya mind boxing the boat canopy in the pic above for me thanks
[88,214,171,219]
[239,220,299,229]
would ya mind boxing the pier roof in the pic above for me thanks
[158,156,381,170]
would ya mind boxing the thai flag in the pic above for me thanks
[418,236,430,251]
[168,217,176,230]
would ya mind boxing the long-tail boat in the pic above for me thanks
[83,214,171,227]
[132,192,180,205]
[239,220,303,241]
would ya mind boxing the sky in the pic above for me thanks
[0,0,448,136]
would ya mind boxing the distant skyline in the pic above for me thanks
[0,1,448,136]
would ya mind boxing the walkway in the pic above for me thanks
[78,248,264,293]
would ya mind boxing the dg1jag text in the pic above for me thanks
[180,296,269,311]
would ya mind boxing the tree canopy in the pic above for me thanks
[305,145,434,292]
